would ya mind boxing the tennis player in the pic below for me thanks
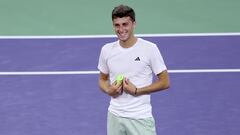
[98,4,170,135]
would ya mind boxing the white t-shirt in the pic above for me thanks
[98,38,167,119]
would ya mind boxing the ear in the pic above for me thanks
[133,21,137,28]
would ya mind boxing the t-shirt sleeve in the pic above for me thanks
[150,44,167,75]
[97,46,109,74]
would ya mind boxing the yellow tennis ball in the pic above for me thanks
[116,74,124,85]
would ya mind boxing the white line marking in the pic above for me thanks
[169,69,240,73]
[0,69,240,75]
[0,33,240,39]
[0,71,98,75]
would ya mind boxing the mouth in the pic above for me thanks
[118,32,127,38]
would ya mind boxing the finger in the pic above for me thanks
[116,85,122,92]
[124,78,129,85]
[113,81,117,86]
[112,82,121,90]
[116,82,122,87]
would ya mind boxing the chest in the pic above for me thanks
[107,49,150,75]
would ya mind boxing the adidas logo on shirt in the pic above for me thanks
[135,57,140,61]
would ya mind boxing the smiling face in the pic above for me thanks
[113,16,136,42]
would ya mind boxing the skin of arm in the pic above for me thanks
[123,70,170,96]
[98,72,123,98]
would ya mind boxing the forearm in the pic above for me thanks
[99,79,110,94]
[136,80,169,95]
[136,70,170,96]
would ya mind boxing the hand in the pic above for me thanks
[123,78,137,96]
[107,81,123,98]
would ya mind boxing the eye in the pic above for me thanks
[122,23,128,27]
[114,23,120,28]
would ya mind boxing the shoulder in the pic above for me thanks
[101,41,119,51]
[101,41,118,53]
[137,38,159,50]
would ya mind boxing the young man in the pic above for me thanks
[98,4,170,135]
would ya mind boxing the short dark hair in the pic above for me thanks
[112,5,135,22]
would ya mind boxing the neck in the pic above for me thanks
[120,35,137,48]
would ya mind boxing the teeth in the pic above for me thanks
[120,33,126,36]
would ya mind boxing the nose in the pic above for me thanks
[118,26,124,33]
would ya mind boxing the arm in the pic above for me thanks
[98,72,123,98]
[137,70,170,95]
[123,70,170,96]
